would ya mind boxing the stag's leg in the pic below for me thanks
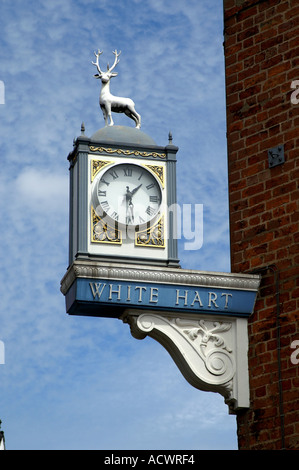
[101,105,109,126]
[106,104,114,126]
[125,106,141,129]
[132,108,141,129]
[134,111,141,129]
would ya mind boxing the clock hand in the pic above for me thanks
[124,183,142,223]
[125,184,142,201]
[130,184,142,196]
[125,186,135,223]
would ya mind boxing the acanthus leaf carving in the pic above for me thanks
[179,319,232,352]
[122,312,248,414]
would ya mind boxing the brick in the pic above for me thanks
[272,181,297,197]
[241,122,264,138]
[260,54,283,70]
[266,194,290,210]
[260,15,283,31]
[241,162,265,177]
[239,64,261,81]
[275,223,298,238]
[268,62,290,77]
[260,34,284,50]
[265,112,288,128]
[224,0,298,451]
[237,25,259,42]
[238,44,260,61]
[250,231,274,246]
[269,236,293,251]
[265,173,289,189]
[249,189,272,207]
[246,130,268,146]
[239,85,261,99]
[244,71,267,89]
[226,61,244,76]
[242,182,265,198]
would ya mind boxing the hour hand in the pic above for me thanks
[130,184,142,196]
[124,184,141,202]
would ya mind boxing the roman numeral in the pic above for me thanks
[111,211,119,221]
[146,206,155,216]
[126,215,134,224]
[110,170,119,180]
[146,183,155,190]
[100,178,110,186]
[123,167,132,177]
[149,195,159,203]
[98,190,106,197]
[101,200,110,212]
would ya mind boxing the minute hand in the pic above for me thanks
[130,184,142,196]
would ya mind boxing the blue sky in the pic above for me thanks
[0,0,236,450]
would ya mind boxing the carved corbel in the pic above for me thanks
[122,311,250,414]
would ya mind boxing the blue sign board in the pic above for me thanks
[65,277,257,318]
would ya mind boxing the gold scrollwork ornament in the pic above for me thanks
[91,207,121,244]
[89,146,166,159]
[135,217,165,248]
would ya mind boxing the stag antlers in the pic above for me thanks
[92,49,121,77]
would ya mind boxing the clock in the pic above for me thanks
[91,162,162,227]
[67,125,179,267]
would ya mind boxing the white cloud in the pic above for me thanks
[15,167,68,212]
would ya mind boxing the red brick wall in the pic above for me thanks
[223,0,299,449]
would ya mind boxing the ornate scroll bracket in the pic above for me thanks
[122,311,250,414]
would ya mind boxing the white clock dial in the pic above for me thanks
[92,163,162,226]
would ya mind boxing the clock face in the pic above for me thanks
[92,163,162,227]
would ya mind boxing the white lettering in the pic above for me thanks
[183,204,203,251]
[89,282,235,312]
[104,454,138,467]
[191,291,203,307]
[0,340,4,365]
[148,454,195,465]
[135,286,147,302]
[290,340,299,365]
[164,455,177,464]
[0,81,4,105]
[221,293,233,309]
[167,203,182,241]
[89,282,106,299]
[176,289,188,305]
[291,80,299,104]
[108,284,121,300]
[150,287,159,303]
[208,291,219,308]
[126,285,131,301]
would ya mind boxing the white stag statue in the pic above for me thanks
[92,49,141,129]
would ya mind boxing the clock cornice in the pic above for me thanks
[68,126,178,164]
